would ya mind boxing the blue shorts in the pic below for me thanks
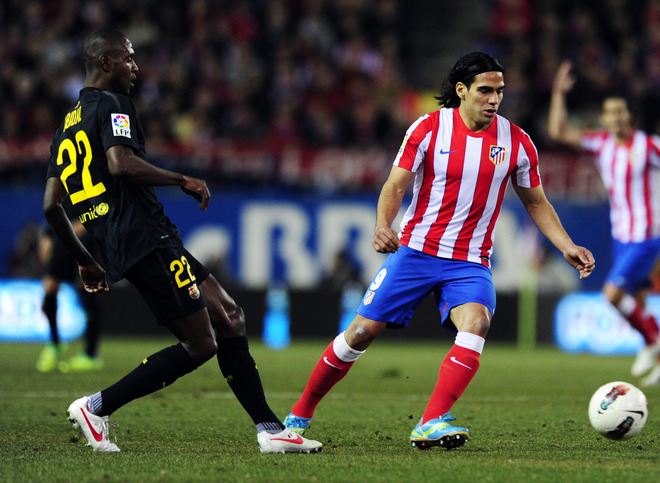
[356,245,496,332]
[607,238,660,293]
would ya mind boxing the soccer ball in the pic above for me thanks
[588,381,649,440]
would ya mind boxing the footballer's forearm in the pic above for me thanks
[107,148,185,186]
[43,180,95,266]
[53,218,96,266]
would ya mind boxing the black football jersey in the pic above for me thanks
[46,87,182,282]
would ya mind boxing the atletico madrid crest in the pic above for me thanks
[489,145,506,166]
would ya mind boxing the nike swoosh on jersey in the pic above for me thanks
[450,356,473,370]
[440,149,458,154]
[323,356,341,369]
[81,409,104,442]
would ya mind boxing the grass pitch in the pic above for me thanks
[0,337,658,482]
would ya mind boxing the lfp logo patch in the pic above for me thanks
[397,133,410,156]
[111,113,131,138]
[489,145,506,166]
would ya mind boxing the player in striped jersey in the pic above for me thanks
[283,52,595,449]
[549,61,660,387]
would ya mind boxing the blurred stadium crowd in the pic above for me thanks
[486,0,660,142]
[0,0,413,188]
[1,0,660,190]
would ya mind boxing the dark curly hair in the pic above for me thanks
[436,52,504,108]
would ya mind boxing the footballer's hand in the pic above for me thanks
[552,61,576,95]
[372,226,401,253]
[79,262,108,293]
[563,245,595,280]
[181,175,210,210]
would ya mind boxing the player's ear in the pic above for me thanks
[98,54,112,72]
[456,82,466,101]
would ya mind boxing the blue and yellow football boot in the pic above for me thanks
[410,412,470,450]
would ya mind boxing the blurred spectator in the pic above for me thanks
[0,0,410,189]
[482,0,654,147]
[321,249,362,291]
[8,222,43,278]
[3,1,660,191]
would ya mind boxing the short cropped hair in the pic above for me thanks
[82,29,128,73]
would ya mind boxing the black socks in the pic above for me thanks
[95,337,284,432]
[99,343,198,416]
[42,292,59,345]
[217,336,284,430]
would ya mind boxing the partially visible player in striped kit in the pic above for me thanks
[550,61,660,387]
[282,52,595,449]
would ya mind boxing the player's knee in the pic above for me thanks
[215,295,244,326]
[225,302,246,333]
[450,303,492,337]
[605,293,618,306]
[184,335,218,364]
[456,316,490,337]
[208,297,246,337]
[345,317,385,350]
[472,317,490,337]
[201,277,247,337]
[603,283,625,306]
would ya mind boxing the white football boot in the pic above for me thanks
[631,341,660,377]
[257,428,322,454]
[641,364,660,387]
[67,397,120,452]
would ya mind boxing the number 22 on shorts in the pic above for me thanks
[169,256,196,288]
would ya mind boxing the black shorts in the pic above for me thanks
[123,247,210,326]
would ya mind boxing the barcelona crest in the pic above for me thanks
[489,145,506,166]
[188,283,201,299]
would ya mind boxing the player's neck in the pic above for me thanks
[457,103,495,133]
[84,73,112,93]
[613,127,633,144]
[457,108,494,133]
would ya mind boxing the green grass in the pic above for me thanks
[1,337,658,482]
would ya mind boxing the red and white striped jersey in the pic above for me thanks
[581,130,660,243]
[393,107,541,267]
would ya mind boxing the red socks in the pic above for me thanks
[291,341,355,419]
[421,343,481,424]
[290,331,484,425]
[625,306,659,345]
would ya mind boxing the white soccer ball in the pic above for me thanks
[588,381,649,440]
